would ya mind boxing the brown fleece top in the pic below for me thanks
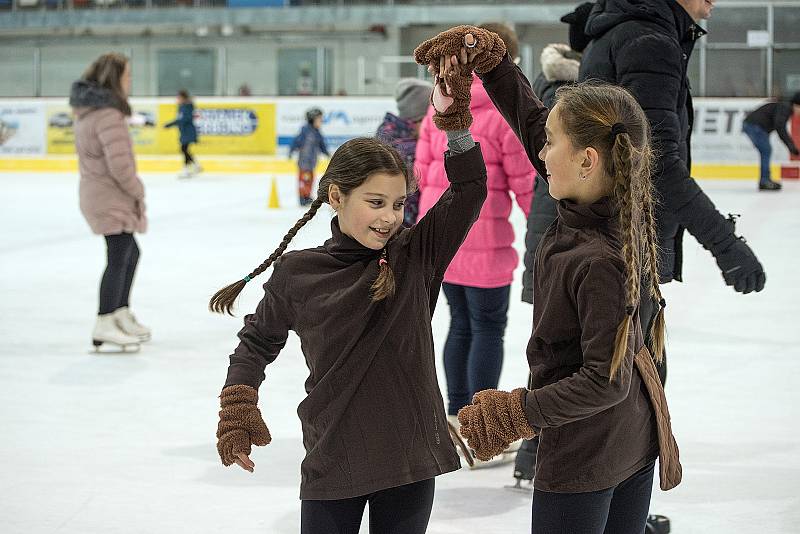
[525,198,659,493]
[224,144,488,500]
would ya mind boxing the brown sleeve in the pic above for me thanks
[477,54,549,179]
[95,109,144,200]
[524,259,632,429]
[405,143,488,280]
[224,266,293,390]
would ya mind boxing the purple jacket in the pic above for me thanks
[416,75,535,288]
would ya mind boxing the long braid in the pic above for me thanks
[209,198,323,315]
[642,184,666,361]
[610,132,640,379]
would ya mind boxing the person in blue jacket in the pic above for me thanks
[289,107,329,206]
[164,89,200,178]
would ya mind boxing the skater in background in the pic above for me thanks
[742,92,800,191]
[210,28,503,533]
[512,0,590,492]
[70,52,151,352]
[431,29,681,530]
[289,107,329,206]
[415,21,534,468]
[375,77,432,227]
[164,89,201,179]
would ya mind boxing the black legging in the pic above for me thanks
[181,143,195,165]
[99,233,139,315]
[300,478,435,534]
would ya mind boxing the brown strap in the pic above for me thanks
[634,346,683,490]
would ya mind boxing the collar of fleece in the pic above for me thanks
[540,44,580,83]
[557,196,619,229]
[324,216,385,264]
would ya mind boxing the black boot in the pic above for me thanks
[759,180,782,191]
[646,514,671,533]
[505,435,538,491]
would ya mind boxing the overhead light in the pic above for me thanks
[221,24,234,37]
[196,26,209,37]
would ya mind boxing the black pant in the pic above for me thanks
[181,143,195,165]
[99,233,139,315]
[531,461,655,534]
[300,478,435,534]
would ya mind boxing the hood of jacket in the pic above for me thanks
[540,44,581,83]
[69,80,128,117]
[585,0,678,39]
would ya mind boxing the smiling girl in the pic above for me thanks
[209,30,502,534]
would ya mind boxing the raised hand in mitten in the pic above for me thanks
[414,26,506,130]
[216,384,272,472]
[457,388,535,462]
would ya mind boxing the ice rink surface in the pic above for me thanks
[2,171,799,533]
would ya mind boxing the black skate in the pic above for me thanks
[645,514,670,534]
[505,435,538,492]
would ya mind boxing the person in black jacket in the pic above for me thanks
[522,2,592,305]
[580,0,766,361]
[742,93,800,191]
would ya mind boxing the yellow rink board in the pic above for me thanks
[0,158,783,180]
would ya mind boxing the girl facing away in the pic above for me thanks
[425,26,682,533]
[211,28,506,534]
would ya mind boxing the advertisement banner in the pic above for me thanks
[0,102,46,155]
[46,103,161,154]
[692,98,793,163]
[156,101,276,156]
[277,98,395,152]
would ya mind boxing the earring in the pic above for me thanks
[578,172,588,181]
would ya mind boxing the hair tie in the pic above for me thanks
[611,122,627,137]
[243,275,252,283]
[625,305,635,316]
[379,258,387,267]
[659,298,666,309]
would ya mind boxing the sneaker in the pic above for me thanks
[759,180,782,191]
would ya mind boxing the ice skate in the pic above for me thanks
[646,514,671,534]
[91,314,141,353]
[505,436,538,493]
[189,162,202,175]
[113,306,151,342]
[178,165,193,179]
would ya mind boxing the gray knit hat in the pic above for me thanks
[394,78,433,122]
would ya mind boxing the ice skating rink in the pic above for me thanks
[2,171,799,534]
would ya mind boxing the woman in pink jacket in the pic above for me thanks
[416,23,535,457]
[70,53,150,352]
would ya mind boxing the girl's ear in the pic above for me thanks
[581,146,600,178]
[329,184,342,211]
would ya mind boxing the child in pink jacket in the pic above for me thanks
[416,23,535,459]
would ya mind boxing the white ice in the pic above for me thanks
[1,171,799,533]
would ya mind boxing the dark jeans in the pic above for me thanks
[442,283,510,415]
[181,143,195,165]
[743,122,772,183]
[531,461,655,534]
[99,233,139,315]
[300,478,435,534]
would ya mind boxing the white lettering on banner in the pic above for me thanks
[691,98,793,163]
[0,102,46,155]
[196,109,259,136]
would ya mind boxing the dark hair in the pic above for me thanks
[478,22,520,60]
[83,53,132,116]
[792,92,800,106]
[210,137,415,315]
[554,82,665,379]
[178,89,190,100]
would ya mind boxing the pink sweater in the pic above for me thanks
[416,75,535,288]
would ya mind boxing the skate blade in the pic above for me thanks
[91,341,141,354]
[467,451,516,470]
[504,480,534,493]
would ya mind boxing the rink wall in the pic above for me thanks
[0,96,798,179]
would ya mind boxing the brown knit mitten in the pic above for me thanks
[457,388,535,462]
[413,26,506,131]
[216,385,272,467]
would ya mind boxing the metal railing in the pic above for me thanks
[0,0,550,10]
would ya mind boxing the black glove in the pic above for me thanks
[711,215,766,294]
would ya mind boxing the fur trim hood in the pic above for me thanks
[540,44,581,83]
[69,80,129,116]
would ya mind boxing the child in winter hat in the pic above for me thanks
[394,78,434,122]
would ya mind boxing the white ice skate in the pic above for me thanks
[113,306,151,342]
[189,162,202,175]
[178,165,193,179]
[92,314,141,353]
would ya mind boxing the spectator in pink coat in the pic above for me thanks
[415,23,535,428]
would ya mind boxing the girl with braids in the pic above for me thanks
[426,27,681,533]
[211,27,504,534]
